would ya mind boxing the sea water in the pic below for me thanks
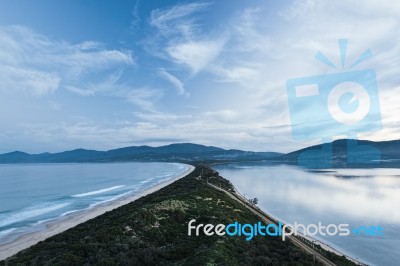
[0,162,190,244]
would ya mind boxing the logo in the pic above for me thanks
[188,220,383,241]
[286,39,382,167]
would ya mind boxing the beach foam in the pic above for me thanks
[0,163,195,261]
[0,202,71,228]
[72,185,126,197]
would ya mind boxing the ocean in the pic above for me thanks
[0,162,190,244]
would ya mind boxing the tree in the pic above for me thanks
[249,198,258,205]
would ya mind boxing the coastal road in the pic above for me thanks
[207,182,338,266]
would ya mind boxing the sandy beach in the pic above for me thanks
[0,164,195,261]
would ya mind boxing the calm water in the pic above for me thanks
[213,163,400,266]
[0,162,190,244]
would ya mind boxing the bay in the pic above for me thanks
[213,163,400,266]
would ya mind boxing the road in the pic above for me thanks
[207,182,338,266]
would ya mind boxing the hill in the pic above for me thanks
[279,139,400,168]
[0,143,281,164]
[2,139,400,168]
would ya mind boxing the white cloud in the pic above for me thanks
[0,25,134,97]
[131,0,141,29]
[166,39,226,74]
[157,68,186,95]
[65,86,95,96]
[0,65,60,96]
[211,65,258,84]
[73,41,104,50]
[113,1,400,153]
[147,2,226,75]
[122,87,163,112]
[279,0,318,20]
[132,112,192,123]
[2,1,400,153]
[150,2,210,37]
[202,110,238,123]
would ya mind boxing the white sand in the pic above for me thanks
[0,165,195,261]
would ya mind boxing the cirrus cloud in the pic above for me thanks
[0,25,134,96]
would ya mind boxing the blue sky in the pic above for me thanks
[0,0,399,153]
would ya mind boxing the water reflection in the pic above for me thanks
[213,163,400,266]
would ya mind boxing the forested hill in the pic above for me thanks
[0,143,281,164]
[278,139,400,168]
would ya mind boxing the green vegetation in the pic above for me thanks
[0,143,280,164]
[1,166,354,265]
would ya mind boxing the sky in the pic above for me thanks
[0,0,399,153]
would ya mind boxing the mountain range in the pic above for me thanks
[0,143,280,164]
[1,139,399,167]
[279,139,400,168]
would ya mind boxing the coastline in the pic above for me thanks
[207,181,364,265]
[0,164,195,261]
[206,164,368,266]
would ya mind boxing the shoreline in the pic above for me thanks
[298,233,366,265]
[207,181,365,265]
[208,164,368,265]
[0,164,195,261]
